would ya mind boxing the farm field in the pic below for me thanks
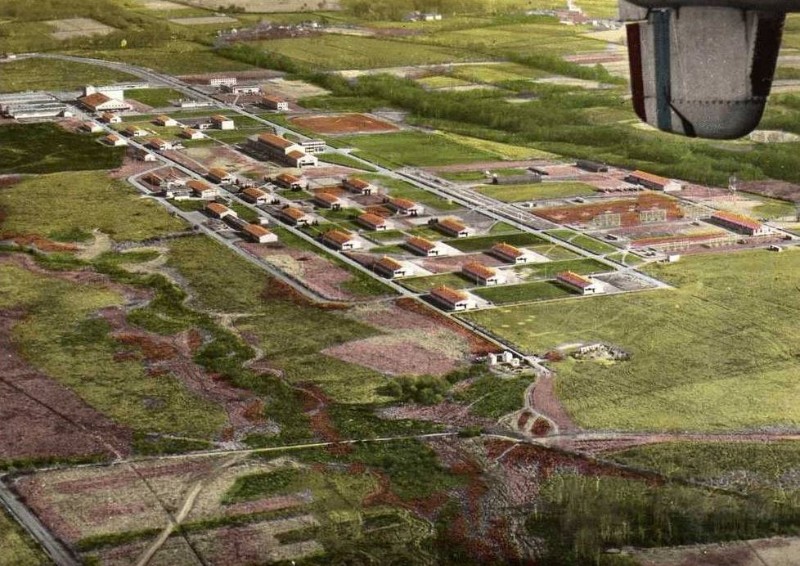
[450,62,549,84]
[0,58,136,92]
[0,123,124,175]
[81,41,255,74]
[400,272,474,293]
[338,131,500,168]
[317,152,377,171]
[290,113,399,135]
[252,35,476,71]
[476,181,597,202]
[514,258,609,280]
[0,170,185,242]
[473,280,574,304]
[177,0,342,11]
[463,249,800,431]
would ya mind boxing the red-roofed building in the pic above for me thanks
[249,133,318,167]
[207,167,234,184]
[385,197,424,216]
[181,128,204,140]
[99,112,122,124]
[313,191,342,210]
[78,92,130,113]
[322,229,361,251]
[357,212,388,231]
[81,121,103,133]
[278,206,311,226]
[187,179,217,199]
[436,217,473,238]
[430,286,474,311]
[274,173,303,190]
[210,114,234,130]
[205,202,236,220]
[491,242,527,264]
[462,261,503,285]
[146,137,173,151]
[627,170,682,192]
[241,187,270,205]
[406,236,442,256]
[242,223,278,243]
[343,177,373,195]
[710,211,770,236]
[556,271,604,295]
[261,95,288,111]
[154,115,177,127]
[374,256,407,279]
[103,134,127,147]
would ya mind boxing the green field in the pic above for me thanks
[476,182,596,202]
[450,62,548,84]
[400,272,474,293]
[462,249,800,431]
[82,41,254,75]
[0,123,124,175]
[0,508,49,566]
[360,174,461,211]
[445,232,545,252]
[317,152,378,171]
[416,75,474,89]
[514,258,609,280]
[546,228,619,254]
[125,87,185,108]
[0,171,185,241]
[252,35,476,71]
[473,280,573,304]
[1,264,226,437]
[0,58,136,92]
[339,131,500,168]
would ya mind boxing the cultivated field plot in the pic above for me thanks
[463,249,800,431]
[252,35,475,71]
[46,17,115,40]
[169,15,238,25]
[474,280,574,305]
[0,58,137,92]
[476,182,597,202]
[86,41,255,75]
[290,113,399,135]
[178,0,341,11]
[450,62,548,84]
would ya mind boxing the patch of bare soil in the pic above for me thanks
[0,309,132,462]
[738,180,800,202]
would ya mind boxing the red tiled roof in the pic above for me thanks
[388,197,418,210]
[287,150,306,159]
[712,210,763,231]
[187,179,213,192]
[438,217,467,233]
[242,187,267,199]
[79,92,111,109]
[262,95,285,104]
[258,133,294,149]
[430,286,468,305]
[211,114,230,122]
[323,229,354,245]
[205,202,230,215]
[407,236,436,251]
[557,271,593,289]
[156,114,172,122]
[492,242,523,258]
[276,172,301,184]
[630,170,670,186]
[376,256,403,271]
[104,134,120,143]
[208,167,229,179]
[358,212,386,227]
[346,177,370,190]
[462,261,496,280]
[243,223,272,238]
[147,137,167,148]
[281,206,306,220]
[314,192,340,204]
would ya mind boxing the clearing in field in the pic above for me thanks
[290,113,399,135]
[462,249,800,432]
[476,182,597,202]
[46,17,115,40]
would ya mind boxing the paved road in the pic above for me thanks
[0,478,80,566]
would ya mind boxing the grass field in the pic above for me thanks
[0,508,49,566]
[0,58,136,92]
[400,272,474,293]
[439,132,556,160]
[473,280,573,304]
[445,232,545,252]
[476,182,596,202]
[546,228,619,255]
[360,174,461,211]
[2,264,226,437]
[514,258,608,280]
[416,75,474,89]
[0,123,124,175]
[317,152,377,171]
[124,87,185,107]
[0,171,185,241]
[450,62,549,84]
[462,249,800,431]
[251,35,476,71]
[338,131,500,168]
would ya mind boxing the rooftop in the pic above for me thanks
[346,177,370,189]
[314,192,340,204]
[187,179,212,191]
[557,270,593,289]
[376,256,403,271]
[244,223,272,238]
[388,197,418,209]
[463,261,497,280]
[438,217,467,232]
[492,242,524,258]
[358,212,386,226]
[407,236,437,251]
[712,210,763,231]
[242,187,267,198]
[205,202,230,215]
[430,285,468,304]
[630,170,671,186]
[281,206,307,220]
[79,92,111,108]
[258,132,294,149]
[323,229,355,245]
[276,172,301,184]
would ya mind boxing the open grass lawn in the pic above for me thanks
[607,251,644,267]
[514,258,609,280]
[529,243,582,261]
[439,132,556,160]
[0,171,185,242]
[1,264,226,437]
[463,249,800,431]
[0,58,136,92]
[445,232,545,252]
[317,152,377,171]
[167,237,389,403]
[124,87,185,108]
[360,174,461,211]
[477,181,596,202]
[81,41,254,75]
[451,62,549,84]
[401,272,474,293]
[454,374,531,418]
[252,34,476,71]
[473,280,573,304]
[576,0,620,18]
[339,131,499,169]
[0,123,124,175]
[416,75,473,89]
[546,228,618,255]
[0,507,49,566]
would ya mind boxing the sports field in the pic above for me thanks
[462,249,800,431]
[476,182,597,202]
[291,113,399,135]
